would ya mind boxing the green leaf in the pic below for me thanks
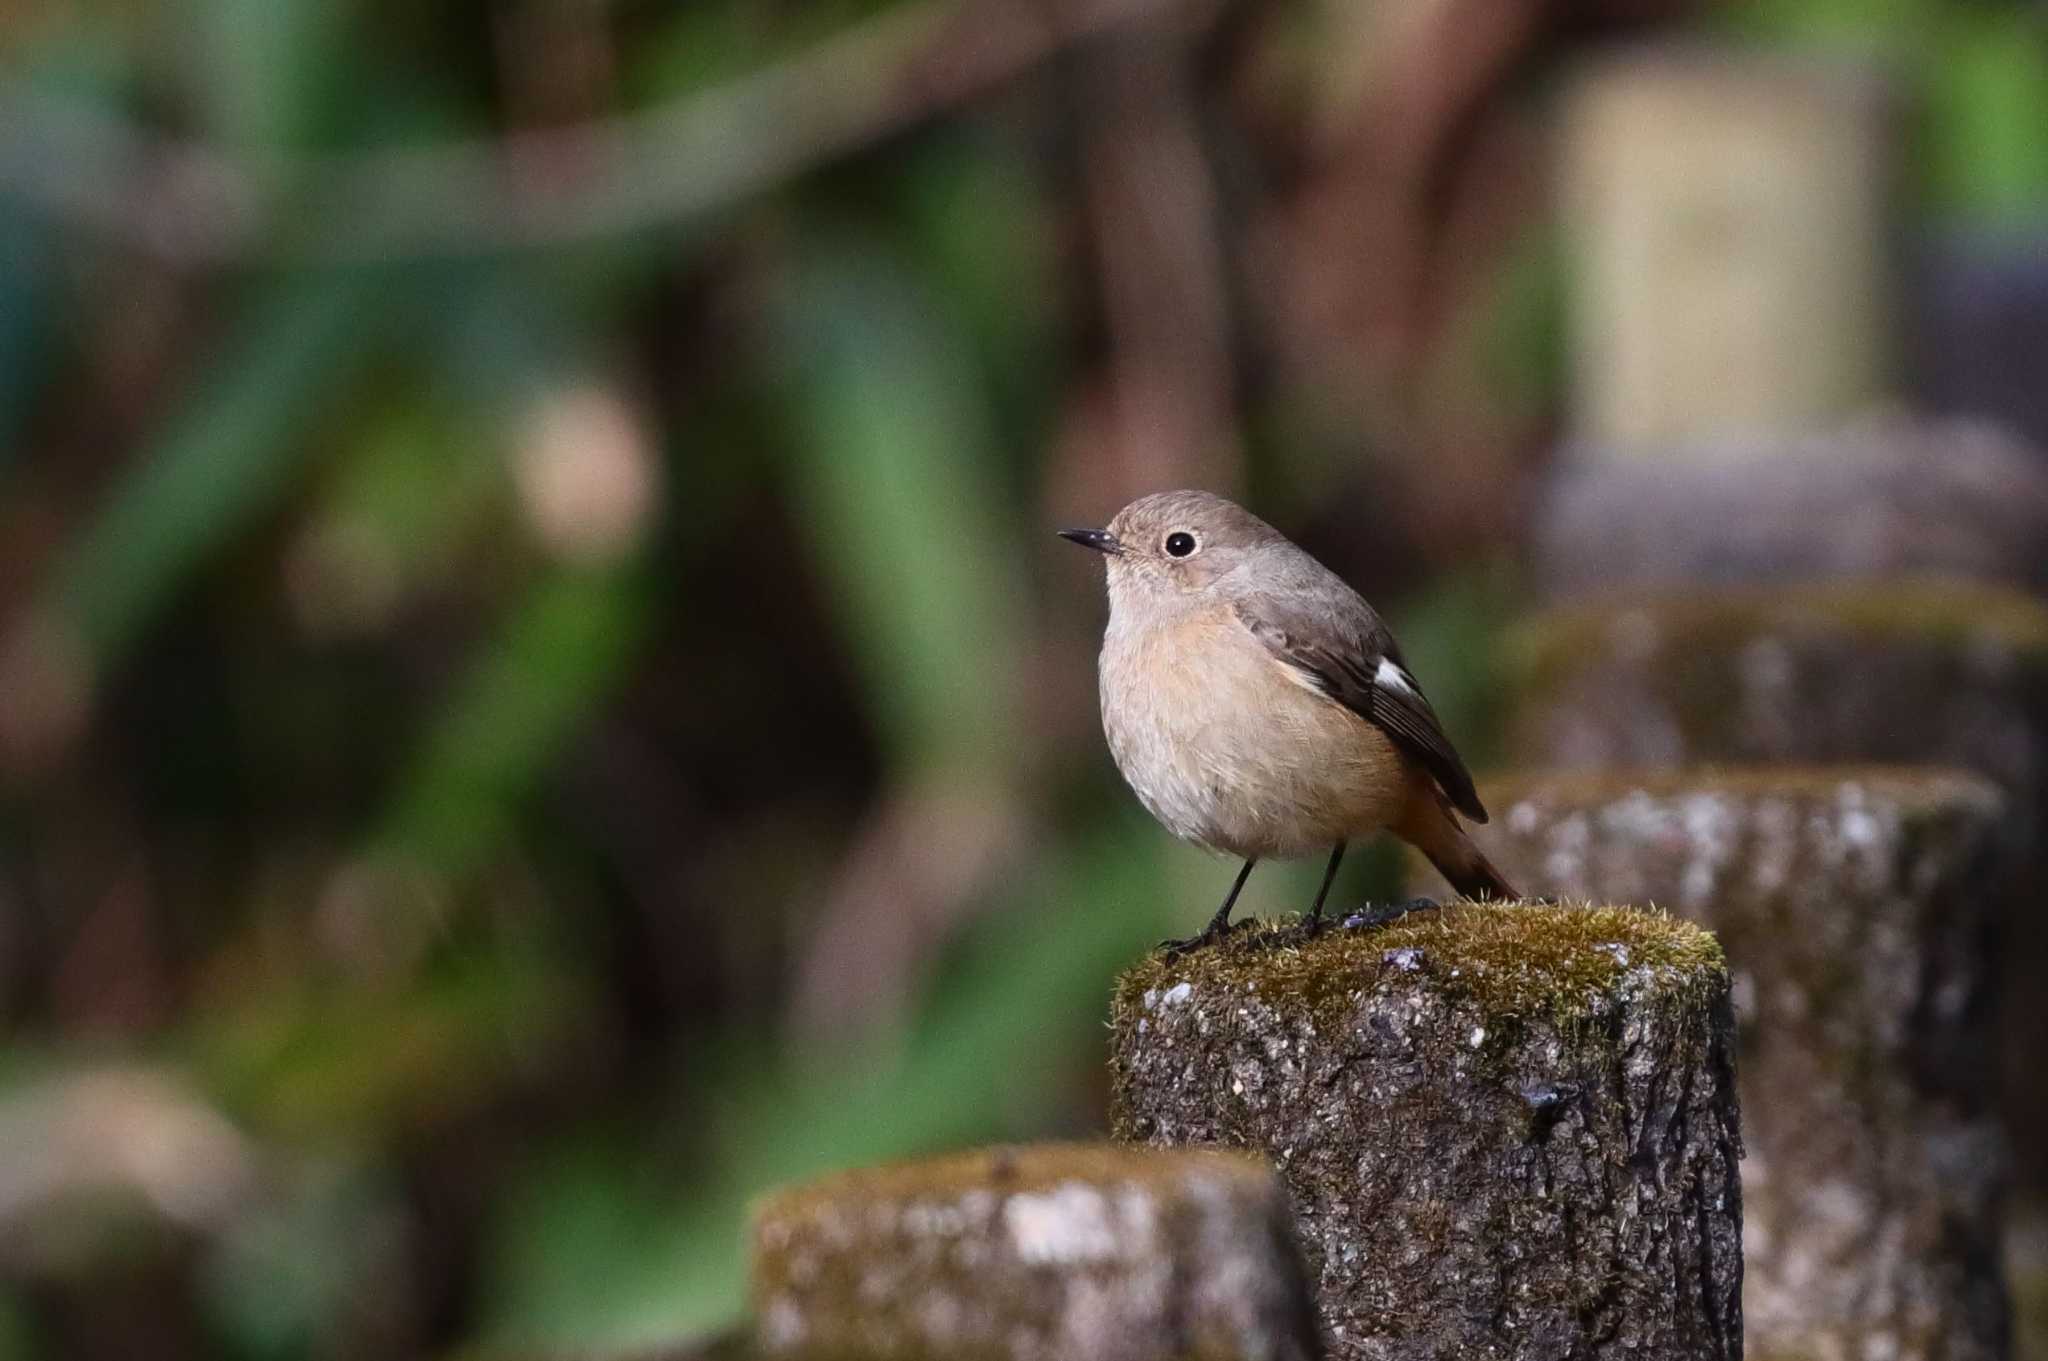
[0,1287,37,1361]
[372,566,650,882]
[1923,11,2048,223]
[198,1160,399,1361]
[1717,0,1940,49]
[0,209,55,473]
[44,269,405,664]
[185,945,592,1143]
[186,0,351,150]
[771,238,1026,776]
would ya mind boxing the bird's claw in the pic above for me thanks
[1157,918,1242,961]
[1339,896,1439,931]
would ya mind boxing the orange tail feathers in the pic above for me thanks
[1399,799,1522,902]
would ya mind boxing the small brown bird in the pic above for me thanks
[1061,490,1517,947]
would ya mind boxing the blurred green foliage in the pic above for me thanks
[0,0,2044,1358]
[1726,0,2048,219]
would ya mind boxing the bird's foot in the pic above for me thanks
[1157,918,1244,962]
[1339,896,1439,931]
[1231,911,1333,953]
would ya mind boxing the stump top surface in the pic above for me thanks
[1115,902,1724,1034]
[749,1143,1316,1361]
[752,1142,1276,1225]
[1509,576,2048,668]
[1484,764,2004,817]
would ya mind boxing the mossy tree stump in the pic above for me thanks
[1504,580,2048,798]
[1505,579,2048,1193]
[1425,769,2010,1361]
[748,1143,1320,1360]
[1109,903,1741,1361]
[1531,419,2048,603]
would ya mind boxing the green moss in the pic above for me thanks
[750,1144,1302,1361]
[1113,901,1725,1037]
[1505,576,2048,694]
[1111,902,1742,1348]
[2013,1245,2048,1361]
[750,1142,1266,1231]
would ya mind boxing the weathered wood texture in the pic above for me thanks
[1109,905,1741,1361]
[1503,579,2048,1192]
[1504,580,2048,796]
[748,1143,1320,1361]
[1413,770,2012,1361]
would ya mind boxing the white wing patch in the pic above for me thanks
[1275,655,1334,698]
[1375,657,1418,696]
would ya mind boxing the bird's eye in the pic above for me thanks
[1164,531,1197,558]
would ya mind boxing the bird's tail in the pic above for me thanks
[1400,799,1522,902]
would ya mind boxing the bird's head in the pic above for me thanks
[1059,490,1282,608]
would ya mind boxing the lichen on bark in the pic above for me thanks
[1502,578,2048,1228]
[1502,579,2048,794]
[1437,768,2012,1361]
[1110,902,1742,1361]
[749,1143,1320,1361]
[1529,418,2048,602]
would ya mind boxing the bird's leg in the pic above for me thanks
[1303,841,1347,932]
[1202,857,1258,935]
[1161,858,1257,958]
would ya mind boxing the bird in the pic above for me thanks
[1060,489,1518,950]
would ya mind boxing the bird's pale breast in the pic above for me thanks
[1099,605,1419,858]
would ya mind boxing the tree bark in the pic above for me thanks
[749,1143,1321,1360]
[1503,577,2048,1184]
[1423,769,2012,1361]
[1504,580,2048,798]
[1530,417,2048,603]
[1109,903,1742,1361]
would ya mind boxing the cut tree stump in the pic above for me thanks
[1421,768,2012,1361]
[1504,579,2048,795]
[1504,578,2048,1193]
[748,1143,1320,1361]
[1109,903,1741,1361]
[1531,416,2048,603]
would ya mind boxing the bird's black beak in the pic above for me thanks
[1058,527,1122,556]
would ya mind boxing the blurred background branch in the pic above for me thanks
[0,0,1194,265]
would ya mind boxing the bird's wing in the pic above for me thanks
[1231,593,1488,823]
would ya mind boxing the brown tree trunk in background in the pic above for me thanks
[748,1144,1321,1360]
[1109,904,1742,1361]
[1415,769,2013,1361]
